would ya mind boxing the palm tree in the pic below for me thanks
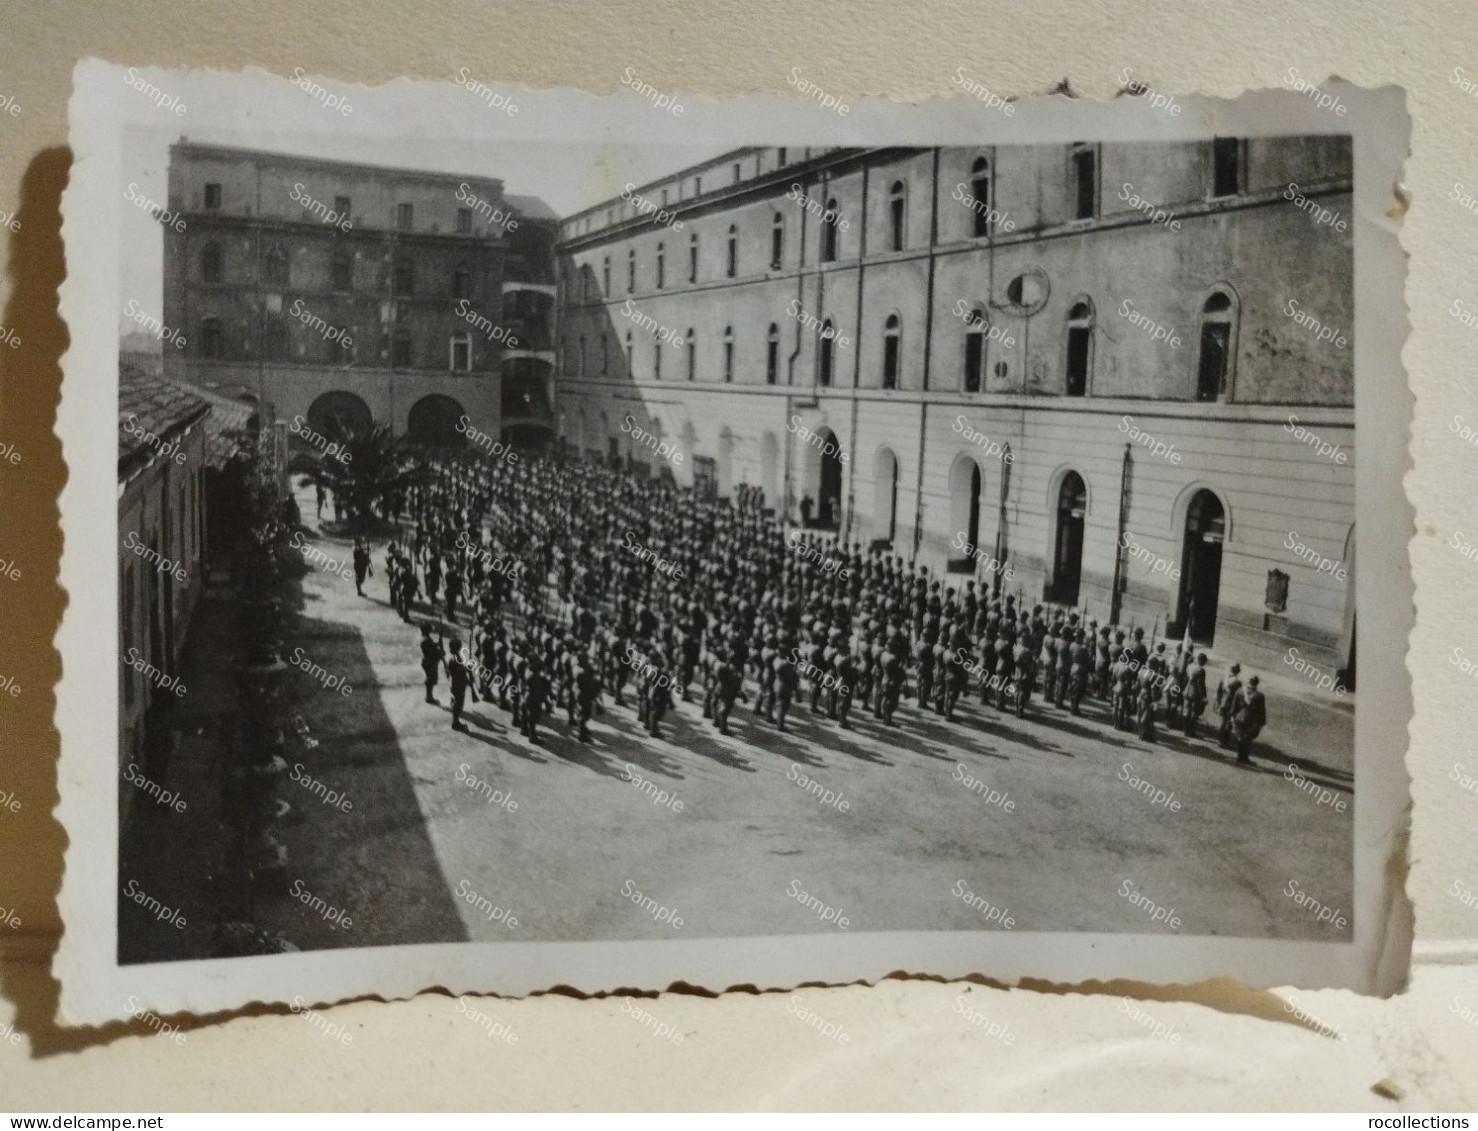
[309,421,428,531]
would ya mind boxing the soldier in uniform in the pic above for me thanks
[419,624,443,705]
[397,553,420,622]
[522,658,550,745]
[1232,674,1267,763]
[1216,662,1244,748]
[774,647,798,731]
[352,538,373,597]
[446,639,476,731]
[1183,653,1209,737]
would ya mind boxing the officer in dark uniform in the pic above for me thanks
[447,639,476,731]
[1233,675,1267,763]
[352,538,373,597]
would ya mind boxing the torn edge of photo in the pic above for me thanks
[54,58,1411,1024]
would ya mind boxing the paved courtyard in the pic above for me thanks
[258,490,1355,953]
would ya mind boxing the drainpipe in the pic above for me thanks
[1110,442,1132,624]
[844,164,869,547]
[782,170,811,527]
[910,148,941,560]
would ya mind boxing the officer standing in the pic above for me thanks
[447,639,477,731]
[420,625,443,705]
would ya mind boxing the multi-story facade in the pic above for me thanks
[118,366,210,785]
[555,141,1356,677]
[162,142,559,451]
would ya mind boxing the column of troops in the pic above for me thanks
[335,448,1269,763]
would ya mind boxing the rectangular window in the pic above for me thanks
[689,243,698,283]
[771,225,783,270]
[1073,149,1097,219]
[964,332,983,393]
[778,147,787,166]
[457,207,473,233]
[654,345,662,381]
[1066,327,1091,396]
[204,182,221,210]
[1213,137,1241,197]
[732,163,741,184]
[451,336,471,372]
[767,339,779,385]
[890,199,905,251]
[393,262,414,296]
[883,336,900,389]
[335,195,351,219]
[393,336,413,367]
[332,255,352,291]
[726,238,737,278]
[695,175,702,195]
[397,203,414,230]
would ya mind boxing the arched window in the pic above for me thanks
[1197,289,1238,401]
[726,225,738,277]
[723,325,735,383]
[201,317,224,360]
[600,332,608,376]
[963,305,987,392]
[602,255,611,295]
[889,181,906,251]
[201,242,222,284]
[656,242,665,289]
[624,330,633,373]
[627,248,636,292]
[1071,143,1097,219]
[771,212,784,269]
[392,258,414,296]
[819,320,835,387]
[689,232,699,283]
[766,323,780,385]
[883,314,901,389]
[264,245,289,287]
[686,330,697,381]
[971,157,993,236]
[1065,300,1094,396]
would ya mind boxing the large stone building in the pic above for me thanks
[162,141,559,452]
[554,141,1356,677]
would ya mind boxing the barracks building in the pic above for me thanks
[553,140,1356,678]
[161,141,560,454]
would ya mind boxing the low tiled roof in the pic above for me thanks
[190,384,258,469]
[118,365,210,478]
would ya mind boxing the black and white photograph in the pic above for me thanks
[55,64,1410,1021]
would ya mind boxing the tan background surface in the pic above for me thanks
[0,0,1473,1110]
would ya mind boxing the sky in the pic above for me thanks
[120,123,726,337]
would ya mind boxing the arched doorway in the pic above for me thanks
[947,455,984,572]
[1052,471,1087,605]
[1178,489,1226,643]
[406,394,468,448]
[873,446,898,546]
[816,427,843,530]
[305,391,372,445]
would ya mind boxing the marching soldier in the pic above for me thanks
[1232,674,1267,763]
[446,638,476,731]
[1184,653,1209,737]
[352,537,373,597]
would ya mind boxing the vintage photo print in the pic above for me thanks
[55,61,1410,1023]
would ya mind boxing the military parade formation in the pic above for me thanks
[329,447,1270,766]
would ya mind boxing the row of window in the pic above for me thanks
[564,288,1240,400]
[201,182,483,234]
[193,318,491,371]
[198,242,481,299]
[567,140,1248,299]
